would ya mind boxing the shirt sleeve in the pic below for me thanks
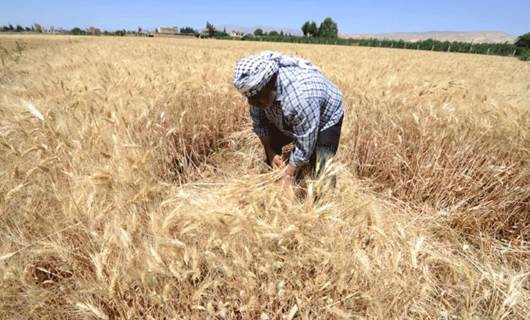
[249,105,271,137]
[288,97,320,167]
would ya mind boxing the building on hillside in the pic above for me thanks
[158,27,177,35]
[45,26,68,34]
[231,31,244,37]
[149,27,196,38]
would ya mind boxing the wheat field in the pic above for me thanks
[1,34,529,319]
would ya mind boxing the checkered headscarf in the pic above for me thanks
[233,51,319,97]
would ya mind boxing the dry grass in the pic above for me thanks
[0,35,529,319]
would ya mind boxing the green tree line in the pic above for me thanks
[216,31,530,61]
[1,23,43,32]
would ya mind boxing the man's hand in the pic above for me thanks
[278,164,298,189]
[279,173,294,188]
[270,154,285,169]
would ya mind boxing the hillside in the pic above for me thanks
[342,31,516,43]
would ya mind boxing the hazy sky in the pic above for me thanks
[1,0,529,35]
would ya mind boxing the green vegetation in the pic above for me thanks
[318,17,338,38]
[301,21,318,37]
[70,27,86,36]
[114,29,127,36]
[33,23,42,33]
[301,18,337,38]
[515,32,530,49]
[518,50,530,61]
[208,16,528,61]
[180,27,198,35]
[354,38,524,56]
[205,21,216,37]
[216,29,529,61]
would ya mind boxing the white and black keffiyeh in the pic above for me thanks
[233,51,319,97]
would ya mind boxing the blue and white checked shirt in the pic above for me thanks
[250,66,344,167]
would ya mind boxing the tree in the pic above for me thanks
[301,21,310,36]
[269,30,279,37]
[8,24,14,31]
[180,27,197,34]
[205,21,216,37]
[34,23,43,33]
[216,28,229,37]
[15,24,24,32]
[302,21,318,37]
[308,21,318,37]
[242,34,254,40]
[254,28,264,36]
[515,32,530,49]
[318,17,338,38]
[71,27,84,35]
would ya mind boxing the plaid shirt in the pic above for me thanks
[250,66,344,167]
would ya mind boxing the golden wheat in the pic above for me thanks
[1,35,529,319]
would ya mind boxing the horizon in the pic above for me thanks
[1,0,529,36]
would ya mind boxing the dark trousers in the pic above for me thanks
[267,116,343,181]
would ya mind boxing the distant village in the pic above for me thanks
[0,23,255,38]
[152,26,245,38]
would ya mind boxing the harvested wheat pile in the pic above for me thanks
[1,35,529,319]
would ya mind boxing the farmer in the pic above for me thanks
[233,51,344,188]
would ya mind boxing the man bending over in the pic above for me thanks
[233,51,344,187]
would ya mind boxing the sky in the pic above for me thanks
[0,0,529,35]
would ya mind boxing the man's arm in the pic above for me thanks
[277,97,320,186]
[258,135,275,164]
[287,98,320,173]
[258,135,283,167]
[249,106,283,166]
